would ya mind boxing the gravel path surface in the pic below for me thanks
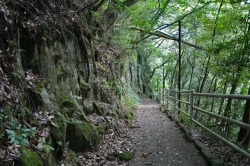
[128,99,207,166]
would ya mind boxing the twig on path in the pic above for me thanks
[129,126,141,128]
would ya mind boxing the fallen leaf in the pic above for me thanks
[141,153,147,158]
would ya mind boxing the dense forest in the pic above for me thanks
[0,0,250,165]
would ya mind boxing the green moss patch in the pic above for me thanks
[50,112,66,148]
[124,110,134,121]
[114,150,133,161]
[67,148,77,163]
[80,78,91,90]
[35,81,43,93]
[58,93,75,108]
[83,99,94,115]
[3,105,12,114]
[107,156,116,161]
[66,120,100,153]
[19,147,43,166]
[44,151,57,166]
[93,101,117,117]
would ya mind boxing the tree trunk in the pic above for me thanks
[237,86,250,148]
[208,78,218,121]
[178,21,181,110]
[199,54,211,93]
[223,82,237,117]
[210,78,218,112]
[204,75,216,110]
[222,82,237,137]
[187,60,194,90]
[162,64,165,102]
[170,61,177,89]
[218,82,227,115]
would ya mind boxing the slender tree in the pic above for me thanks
[237,86,250,147]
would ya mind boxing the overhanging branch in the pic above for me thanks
[157,1,210,30]
[131,27,204,50]
[149,57,172,80]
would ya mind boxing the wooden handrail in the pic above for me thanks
[162,89,250,159]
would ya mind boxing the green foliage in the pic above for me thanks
[240,81,249,94]
[179,113,190,124]
[0,114,8,138]
[121,87,140,124]
[125,0,178,30]
[123,88,141,109]
[37,137,55,153]
[124,110,134,121]
[35,81,43,93]
[5,120,36,146]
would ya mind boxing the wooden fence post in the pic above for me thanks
[166,89,169,110]
[189,90,194,134]
[174,89,177,119]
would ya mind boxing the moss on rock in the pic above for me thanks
[66,120,99,152]
[114,150,133,161]
[83,99,94,115]
[44,151,57,166]
[50,112,66,152]
[67,148,77,163]
[20,105,38,126]
[58,93,76,108]
[80,78,91,90]
[19,147,43,166]
[35,81,43,93]
[93,101,117,117]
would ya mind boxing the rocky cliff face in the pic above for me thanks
[0,1,141,165]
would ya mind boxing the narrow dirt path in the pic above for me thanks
[128,99,207,166]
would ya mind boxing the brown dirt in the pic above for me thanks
[128,99,208,166]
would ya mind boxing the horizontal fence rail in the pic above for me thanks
[194,93,250,99]
[161,89,250,159]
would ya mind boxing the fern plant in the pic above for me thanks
[5,120,36,146]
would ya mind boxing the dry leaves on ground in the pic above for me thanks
[199,136,250,165]
[69,118,133,166]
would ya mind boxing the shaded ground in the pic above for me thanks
[74,116,133,166]
[128,99,207,166]
[69,99,249,166]
[198,136,250,165]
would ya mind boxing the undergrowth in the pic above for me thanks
[123,88,141,110]
[122,88,141,124]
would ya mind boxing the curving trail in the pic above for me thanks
[128,99,207,166]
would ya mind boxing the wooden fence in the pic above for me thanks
[160,89,250,159]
